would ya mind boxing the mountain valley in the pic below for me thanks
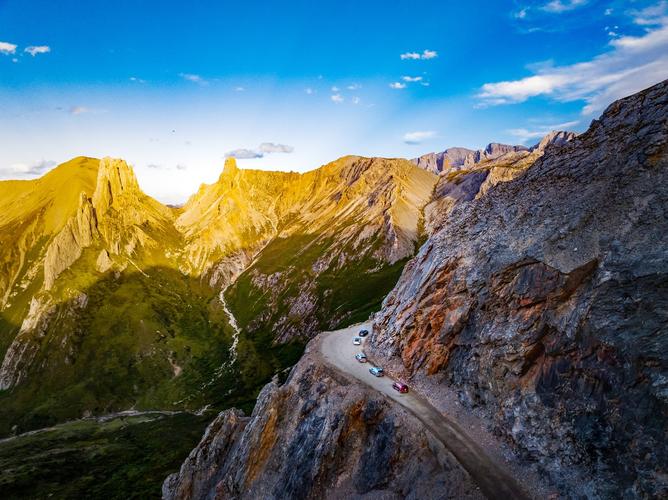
[1,80,666,499]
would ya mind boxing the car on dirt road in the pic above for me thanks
[392,382,409,393]
[355,352,367,363]
[358,329,369,337]
[369,366,384,377]
[353,337,362,345]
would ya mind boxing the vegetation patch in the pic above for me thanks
[0,412,212,500]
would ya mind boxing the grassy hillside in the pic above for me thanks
[0,412,212,500]
[226,230,410,348]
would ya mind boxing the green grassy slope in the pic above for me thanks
[226,230,410,351]
[0,412,212,500]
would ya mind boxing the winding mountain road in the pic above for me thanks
[319,322,531,500]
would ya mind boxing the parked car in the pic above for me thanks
[358,329,369,337]
[392,382,409,393]
[353,337,362,345]
[355,352,367,363]
[369,366,384,377]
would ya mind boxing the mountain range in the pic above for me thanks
[1,80,666,499]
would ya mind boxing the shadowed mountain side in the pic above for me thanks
[0,263,301,437]
[0,412,213,500]
[226,231,412,346]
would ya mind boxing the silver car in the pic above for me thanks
[353,337,362,345]
[355,352,368,363]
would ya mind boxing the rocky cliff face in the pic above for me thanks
[371,80,668,497]
[163,341,482,500]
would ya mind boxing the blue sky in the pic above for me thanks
[1,0,666,203]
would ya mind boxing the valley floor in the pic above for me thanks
[318,322,548,500]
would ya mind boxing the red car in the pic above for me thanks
[392,382,409,393]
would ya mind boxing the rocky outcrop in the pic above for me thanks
[463,142,528,168]
[412,147,475,174]
[43,193,98,289]
[371,80,668,497]
[0,297,58,389]
[92,157,178,257]
[163,344,482,500]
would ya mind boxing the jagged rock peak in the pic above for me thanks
[411,147,475,174]
[531,130,577,152]
[92,157,140,215]
[221,157,239,175]
[484,142,528,156]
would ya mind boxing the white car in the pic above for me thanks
[353,337,362,345]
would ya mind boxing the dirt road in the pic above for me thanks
[319,322,531,500]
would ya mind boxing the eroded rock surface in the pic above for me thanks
[372,80,668,497]
[163,345,482,500]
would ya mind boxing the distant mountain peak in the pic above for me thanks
[413,131,577,176]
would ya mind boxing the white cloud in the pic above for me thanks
[225,142,295,159]
[305,87,315,94]
[24,45,50,56]
[400,49,438,60]
[403,130,436,145]
[352,96,361,105]
[541,0,588,13]
[331,86,340,92]
[0,159,56,178]
[0,41,17,55]
[630,1,667,25]
[347,83,361,90]
[401,75,423,82]
[420,81,431,87]
[224,148,262,159]
[129,76,146,84]
[180,73,208,85]
[604,8,613,16]
[258,142,294,153]
[515,8,528,19]
[234,86,245,92]
[389,82,407,89]
[477,12,668,114]
[176,164,187,170]
[331,93,344,103]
